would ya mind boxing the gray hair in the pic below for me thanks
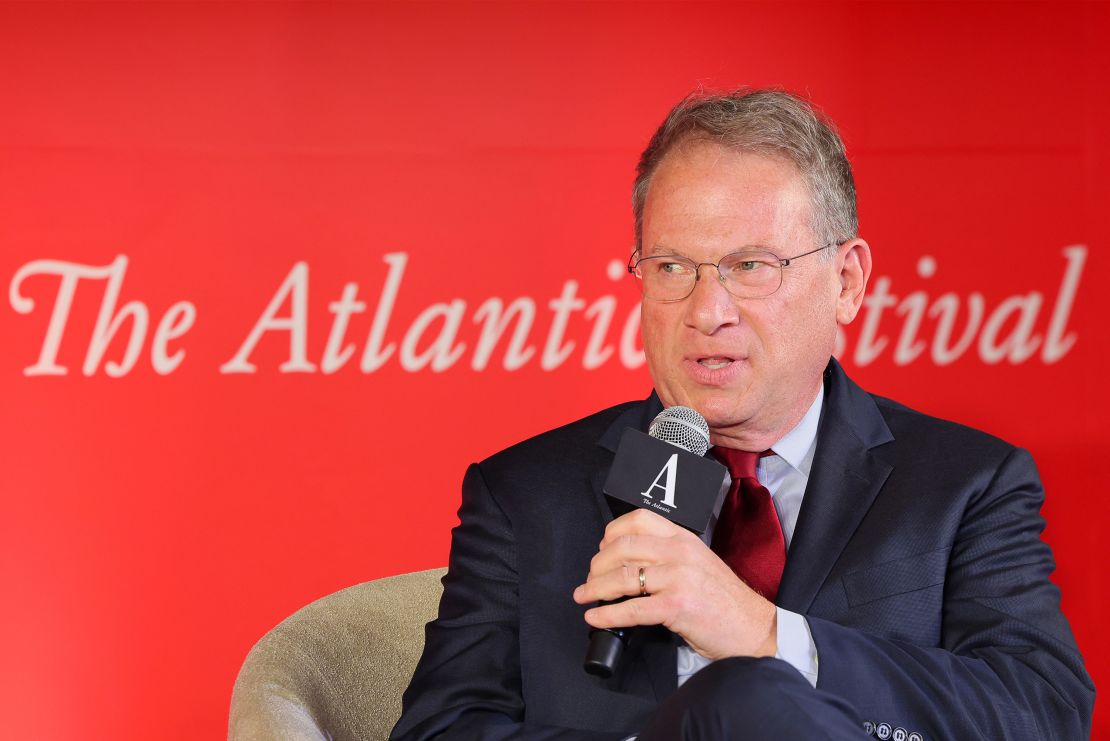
[632,88,857,251]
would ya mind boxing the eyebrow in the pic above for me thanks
[643,244,775,258]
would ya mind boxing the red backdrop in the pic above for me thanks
[2,2,1106,738]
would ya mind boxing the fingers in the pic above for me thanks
[575,562,672,604]
[576,512,707,604]
[574,562,682,628]
[600,508,686,546]
[588,532,670,577]
[583,594,670,630]
[589,509,698,577]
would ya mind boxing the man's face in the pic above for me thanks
[639,141,863,448]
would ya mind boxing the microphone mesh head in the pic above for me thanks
[648,406,711,456]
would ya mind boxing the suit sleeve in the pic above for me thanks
[807,447,1094,739]
[391,463,625,741]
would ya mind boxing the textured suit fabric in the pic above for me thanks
[637,657,864,740]
[391,360,1094,740]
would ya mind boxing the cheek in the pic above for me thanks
[640,306,674,354]
[752,290,833,364]
[782,286,840,355]
[640,307,683,391]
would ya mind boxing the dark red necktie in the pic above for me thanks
[709,447,786,602]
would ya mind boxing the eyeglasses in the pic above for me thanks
[627,244,834,302]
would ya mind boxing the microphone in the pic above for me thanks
[583,406,728,678]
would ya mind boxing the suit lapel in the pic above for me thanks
[777,361,894,614]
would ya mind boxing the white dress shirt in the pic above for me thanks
[675,385,824,689]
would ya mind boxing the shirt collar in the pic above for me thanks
[769,384,824,473]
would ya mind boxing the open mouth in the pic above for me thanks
[696,357,735,370]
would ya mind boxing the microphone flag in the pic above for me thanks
[603,427,727,535]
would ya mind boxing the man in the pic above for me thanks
[391,90,1094,739]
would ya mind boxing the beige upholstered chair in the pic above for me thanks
[229,568,446,741]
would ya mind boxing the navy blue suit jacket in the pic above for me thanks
[392,361,1094,739]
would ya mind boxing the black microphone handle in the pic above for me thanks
[583,601,631,678]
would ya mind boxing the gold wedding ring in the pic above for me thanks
[638,566,648,596]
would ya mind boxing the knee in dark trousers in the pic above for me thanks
[639,657,866,740]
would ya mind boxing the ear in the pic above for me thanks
[835,238,872,325]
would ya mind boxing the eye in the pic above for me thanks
[726,259,768,274]
[645,258,692,277]
[721,253,776,276]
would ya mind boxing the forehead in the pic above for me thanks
[641,140,812,256]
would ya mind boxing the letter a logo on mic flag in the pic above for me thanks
[640,453,679,508]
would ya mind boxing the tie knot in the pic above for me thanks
[710,446,769,481]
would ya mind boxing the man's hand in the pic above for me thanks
[572,508,777,660]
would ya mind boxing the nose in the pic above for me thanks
[685,263,741,334]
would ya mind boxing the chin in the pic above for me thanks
[683,392,750,430]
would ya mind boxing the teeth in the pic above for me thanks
[698,358,731,369]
